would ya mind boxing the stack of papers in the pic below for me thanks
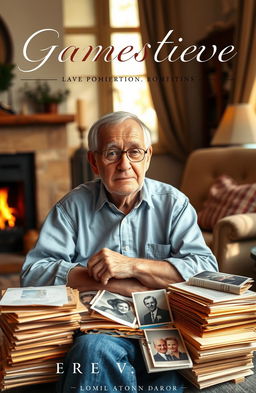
[168,282,256,389]
[0,286,82,391]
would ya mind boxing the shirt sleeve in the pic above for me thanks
[21,203,80,287]
[164,198,218,280]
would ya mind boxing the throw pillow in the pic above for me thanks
[198,175,256,230]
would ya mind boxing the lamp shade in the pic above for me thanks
[211,104,256,145]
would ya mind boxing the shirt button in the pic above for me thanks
[123,246,129,251]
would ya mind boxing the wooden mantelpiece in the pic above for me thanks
[0,113,75,126]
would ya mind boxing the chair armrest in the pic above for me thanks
[213,213,256,242]
[212,213,256,275]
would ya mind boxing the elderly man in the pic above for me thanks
[153,339,171,362]
[21,111,217,393]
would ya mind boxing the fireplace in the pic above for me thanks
[0,113,74,264]
[0,153,36,252]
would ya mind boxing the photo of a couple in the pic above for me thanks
[153,336,188,362]
[144,328,191,368]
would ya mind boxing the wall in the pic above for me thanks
[1,0,65,113]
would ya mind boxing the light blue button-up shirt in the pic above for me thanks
[21,178,218,287]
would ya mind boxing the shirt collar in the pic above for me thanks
[95,181,109,211]
[140,179,154,209]
[95,178,154,212]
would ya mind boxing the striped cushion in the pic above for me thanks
[198,175,256,230]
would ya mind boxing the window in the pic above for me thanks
[63,0,158,146]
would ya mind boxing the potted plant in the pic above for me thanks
[22,82,70,113]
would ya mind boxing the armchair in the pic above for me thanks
[180,147,256,282]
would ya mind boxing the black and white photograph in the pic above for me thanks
[132,289,173,327]
[90,290,137,328]
[144,328,192,369]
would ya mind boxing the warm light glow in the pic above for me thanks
[110,0,139,28]
[0,188,16,230]
[211,104,256,145]
[111,31,158,143]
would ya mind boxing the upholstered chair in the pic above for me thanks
[180,147,256,282]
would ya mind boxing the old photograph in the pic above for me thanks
[132,289,173,327]
[144,328,192,368]
[90,290,137,328]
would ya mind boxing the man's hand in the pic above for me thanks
[87,248,135,285]
[87,247,183,288]
[67,265,150,297]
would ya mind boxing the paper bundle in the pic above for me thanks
[168,281,256,389]
[0,285,82,391]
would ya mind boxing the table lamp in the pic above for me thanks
[211,103,256,146]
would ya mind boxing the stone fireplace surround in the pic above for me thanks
[0,114,74,227]
[0,114,74,278]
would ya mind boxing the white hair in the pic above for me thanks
[88,111,152,151]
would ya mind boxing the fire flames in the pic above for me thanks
[0,188,17,230]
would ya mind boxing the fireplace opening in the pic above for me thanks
[0,153,36,252]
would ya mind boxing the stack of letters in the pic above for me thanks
[168,279,256,389]
[0,285,82,391]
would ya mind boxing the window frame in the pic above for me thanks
[64,0,165,152]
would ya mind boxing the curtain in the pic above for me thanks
[231,0,256,104]
[138,0,191,161]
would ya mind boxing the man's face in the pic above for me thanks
[144,297,157,312]
[154,339,167,354]
[166,339,178,353]
[88,119,152,200]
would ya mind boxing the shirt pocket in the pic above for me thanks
[146,243,172,260]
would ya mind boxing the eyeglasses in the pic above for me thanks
[96,148,148,163]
